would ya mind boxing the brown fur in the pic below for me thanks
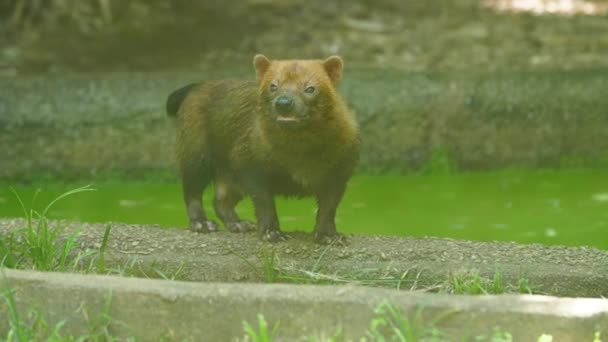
[167,55,359,242]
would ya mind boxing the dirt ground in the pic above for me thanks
[1,218,607,298]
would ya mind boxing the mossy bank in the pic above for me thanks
[2,68,608,182]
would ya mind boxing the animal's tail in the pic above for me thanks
[166,83,197,117]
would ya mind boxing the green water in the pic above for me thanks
[1,169,607,249]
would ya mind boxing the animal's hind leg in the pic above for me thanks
[181,156,218,233]
[213,178,256,233]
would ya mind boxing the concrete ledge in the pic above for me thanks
[1,269,606,340]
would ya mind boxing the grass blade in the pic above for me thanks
[9,186,31,228]
[41,184,96,218]
[97,224,112,274]
[58,228,81,271]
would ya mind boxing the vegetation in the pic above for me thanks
[240,302,603,342]
[226,241,538,296]
[1,0,113,32]
[1,1,606,340]
[442,270,533,295]
[1,185,97,272]
[1,185,539,295]
[0,185,601,340]
[2,290,602,342]
[3,0,608,73]
[1,284,121,341]
[242,314,280,342]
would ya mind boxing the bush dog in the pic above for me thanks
[166,55,359,242]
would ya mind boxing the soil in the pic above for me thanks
[2,218,607,298]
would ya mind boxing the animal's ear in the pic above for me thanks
[253,54,271,81]
[322,56,343,86]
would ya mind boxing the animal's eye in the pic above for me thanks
[304,86,316,94]
[269,83,278,92]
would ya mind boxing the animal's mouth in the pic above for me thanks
[275,114,305,128]
[276,115,299,123]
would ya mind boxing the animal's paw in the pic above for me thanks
[190,220,219,233]
[226,220,257,233]
[314,232,347,246]
[260,229,289,243]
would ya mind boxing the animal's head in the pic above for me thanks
[253,55,344,129]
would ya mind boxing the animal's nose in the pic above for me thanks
[275,96,294,113]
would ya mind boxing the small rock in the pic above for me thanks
[132,241,139,246]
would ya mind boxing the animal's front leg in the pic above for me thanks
[314,180,347,244]
[181,157,218,233]
[242,176,287,242]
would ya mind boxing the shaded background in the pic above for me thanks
[2,0,608,73]
[1,0,608,248]
[1,0,608,178]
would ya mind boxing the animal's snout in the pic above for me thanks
[275,96,294,114]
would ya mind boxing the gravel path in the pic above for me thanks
[2,218,607,297]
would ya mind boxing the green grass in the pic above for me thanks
[2,290,602,342]
[365,301,446,341]
[441,269,534,295]
[223,238,422,288]
[441,269,532,296]
[0,279,125,341]
[0,185,131,340]
[0,186,190,282]
[217,241,281,284]
[242,314,280,342]
[1,185,96,271]
[223,239,536,295]
[240,302,604,342]
[95,224,111,274]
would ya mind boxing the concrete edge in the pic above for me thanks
[0,268,606,340]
